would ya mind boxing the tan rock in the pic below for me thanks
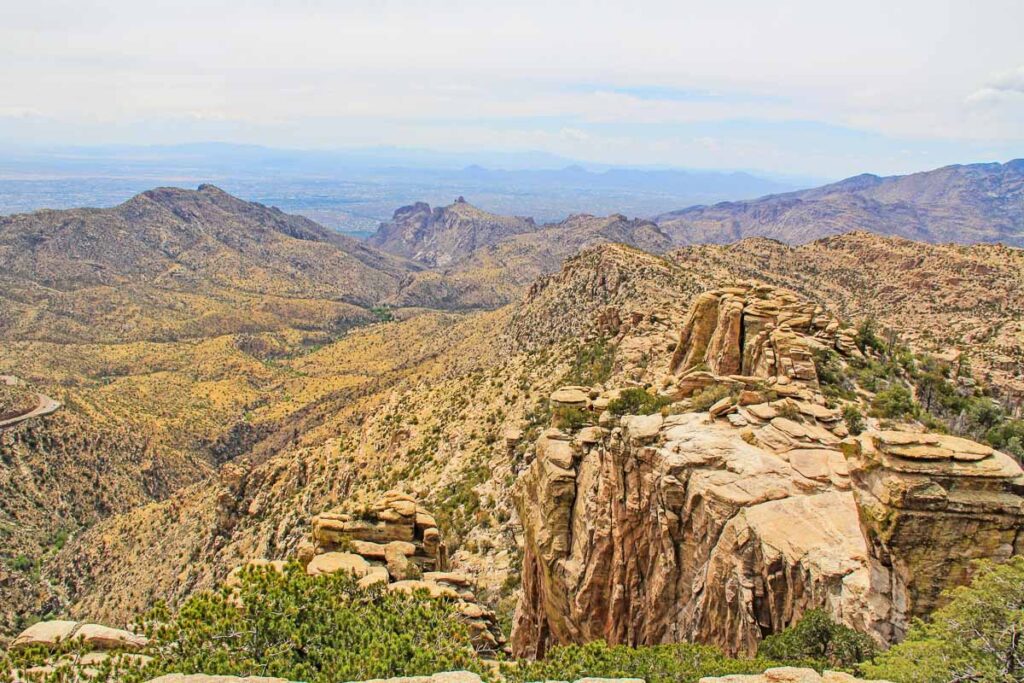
[356,565,391,589]
[146,676,290,683]
[385,542,420,580]
[387,580,460,599]
[620,413,663,443]
[11,621,79,649]
[305,552,372,578]
[550,387,590,407]
[708,396,735,417]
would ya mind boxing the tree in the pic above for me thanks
[863,556,1024,682]
[2,563,487,683]
[757,609,876,670]
[506,640,777,683]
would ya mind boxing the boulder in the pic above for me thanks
[305,552,372,578]
[550,387,590,407]
[11,620,148,651]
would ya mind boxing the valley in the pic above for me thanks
[1,182,1023,683]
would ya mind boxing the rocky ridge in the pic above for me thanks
[656,159,1024,247]
[511,284,1024,657]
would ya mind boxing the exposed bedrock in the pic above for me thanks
[512,284,1024,658]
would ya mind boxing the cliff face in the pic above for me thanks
[512,285,1024,658]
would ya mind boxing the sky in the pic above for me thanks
[1,0,1023,178]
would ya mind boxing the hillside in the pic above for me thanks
[382,205,674,309]
[670,232,1024,396]
[1,185,1023,683]
[0,185,416,344]
[656,159,1024,246]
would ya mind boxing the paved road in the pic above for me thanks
[0,377,61,429]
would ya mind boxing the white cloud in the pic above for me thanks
[0,0,1022,174]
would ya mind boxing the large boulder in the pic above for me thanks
[11,620,148,651]
[843,430,1024,637]
[667,284,852,398]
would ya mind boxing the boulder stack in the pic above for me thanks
[666,284,858,399]
[295,492,505,654]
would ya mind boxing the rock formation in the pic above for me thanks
[512,284,1024,657]
[843,430,1024,628]
[699,668,890,683]
[666,284,858,398]
[274,492,505,654]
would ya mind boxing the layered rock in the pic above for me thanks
[844,430,1024,637]
[286,492,505,654]
[512,285,1024,657]
[511,411,885,657]
[666,284,858,399]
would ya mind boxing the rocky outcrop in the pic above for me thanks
[699,668,890,683]
[239,492,506,655]
[368,199,536,267]
[666,284,858,399]
[844,430,1024,637]
[511,411,884,657]
[10,620,148,651]
[512,285,1024,657]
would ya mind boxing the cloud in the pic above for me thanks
[1,0,1023,175]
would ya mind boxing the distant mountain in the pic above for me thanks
[368,198,537,267]
[656,159,1024,246]
[0,143,804,231]
[370,198,673,309]
[0,185,416,343]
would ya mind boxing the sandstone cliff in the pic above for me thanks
[512,285,1024,657]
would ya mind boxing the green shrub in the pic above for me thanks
[564,338,616,386]
[0,563,488,683]
[842,405,865,435]
[757,609,876,670]
[855,318,885,355]
[608,388,672,416]
[862,557,1024,683]
[9,555,33,572]
[689,384,735,412]
[871,385,918,420]
[506,640,778,683]
[552,405,590,430]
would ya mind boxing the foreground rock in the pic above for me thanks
[247,492,506,654]
[512,284,1024,657]
[699,668,890,683]
[11,620,147,651]
[844,430,1024,629]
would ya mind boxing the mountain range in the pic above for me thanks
[656,159,1024,246]
[0,169,1023,683]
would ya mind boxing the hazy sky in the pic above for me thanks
[1,0,1023,177]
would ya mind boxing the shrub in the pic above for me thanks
[690,384,735,412]
[9,555,33,572]
[552,405,590,430]
[757,609,876,670]
[0,563,488,683]
[862,557,1024,683]
[855,318,885,355]
[842,405,865,435]
[564,338,615,386]
[608,388,672,416]
[506,640,778,683]
[871,385,918,420]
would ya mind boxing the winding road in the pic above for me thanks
[0,375,61,429]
